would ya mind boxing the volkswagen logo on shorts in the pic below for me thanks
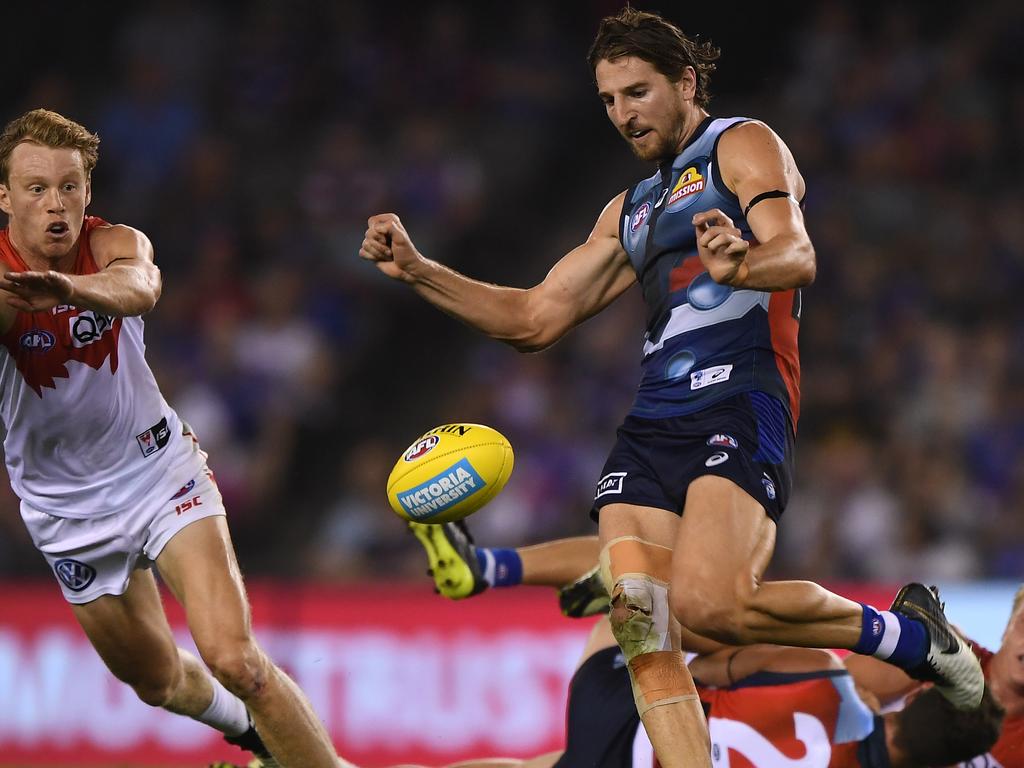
[19,329,55,352]
[54,558,96,592]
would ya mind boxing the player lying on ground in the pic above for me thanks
[844,586,1024,766]
[408,521,1008,767]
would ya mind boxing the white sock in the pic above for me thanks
[480,548,497,586]
[871,610,903,660]
[197,676,250,737]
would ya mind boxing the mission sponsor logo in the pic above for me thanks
[397,458,486,520]
[19,329,55,352]
[668,166,705,206]
[630,201,651,233]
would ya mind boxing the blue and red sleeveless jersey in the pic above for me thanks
[620,116,802,427]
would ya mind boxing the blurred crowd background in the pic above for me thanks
[0,0,1021,585]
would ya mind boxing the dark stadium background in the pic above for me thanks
[0,1,1021,765]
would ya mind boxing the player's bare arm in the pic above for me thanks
[843,654,920,707]
[0,224,161,316]
[688,645,842,688]
[360,193,636,351]
[695,121,815,290]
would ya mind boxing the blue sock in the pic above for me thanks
[475,548,523,588]
[853,604,928,669]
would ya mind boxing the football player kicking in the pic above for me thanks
[208,521,1005,768]
[404,521,1005,768]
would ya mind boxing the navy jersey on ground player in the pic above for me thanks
[554,646,889,768]
[554,647,645,768]
[620,116,801,425]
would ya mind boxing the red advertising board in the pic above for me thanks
[0,581,898,767]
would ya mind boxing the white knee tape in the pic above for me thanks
[599,536,674,662]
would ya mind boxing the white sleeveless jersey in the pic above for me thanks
[0,218,203,518]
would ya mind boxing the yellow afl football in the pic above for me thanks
[387,423,514,523]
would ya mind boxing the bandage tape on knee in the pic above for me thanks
[599,537,698,715]
[599,536,674,660]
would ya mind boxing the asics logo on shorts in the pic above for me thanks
[705,452,729,467]
[54,558,96,592]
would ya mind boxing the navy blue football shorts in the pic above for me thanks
[591,391,794,523]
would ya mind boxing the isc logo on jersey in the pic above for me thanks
[666,163,707,213]
[387,423,514,523]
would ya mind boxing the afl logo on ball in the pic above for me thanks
[20,329,55,352]
[404,435,440,462]
[54,558,96,592]
[630,201,651,233]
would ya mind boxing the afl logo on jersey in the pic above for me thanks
[19,329,55,352]
[666,159,708,213]
[630,201,651,233]
[404,434,440,462]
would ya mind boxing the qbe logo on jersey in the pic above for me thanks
[397,458,486,520]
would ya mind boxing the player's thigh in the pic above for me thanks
[598,502,679,548]
[71,567,179,684]
[672,475,776,604]
[155,515,252,652]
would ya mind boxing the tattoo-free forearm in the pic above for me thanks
[732,233,815,291]
[408,258,545,350]
[518,536,602,588]
[69,261,161,316]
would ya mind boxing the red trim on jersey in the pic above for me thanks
[974,642,1024,765]
[767,290,801,427]
[0,216,123,397]
[669,254,705,292]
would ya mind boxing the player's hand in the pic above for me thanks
[0,270,75,312]
[359,213,425,283]
[693,209,750,286]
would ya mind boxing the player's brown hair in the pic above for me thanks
[0,109,100,184]
[1013,584,1024,617]
[587,8,721,109]
[891,686,1004,765]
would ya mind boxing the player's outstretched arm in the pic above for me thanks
[695,121,815,291]
[360,196,635,352]
[0,224,160,316]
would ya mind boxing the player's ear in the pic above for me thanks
[84,176,92,209]
[675,66,697,101]
[0,183,11,216]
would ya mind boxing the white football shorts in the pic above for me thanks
[21,442,226,604]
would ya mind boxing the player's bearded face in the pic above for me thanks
[596,56,693,163]
[0,144,90,264]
